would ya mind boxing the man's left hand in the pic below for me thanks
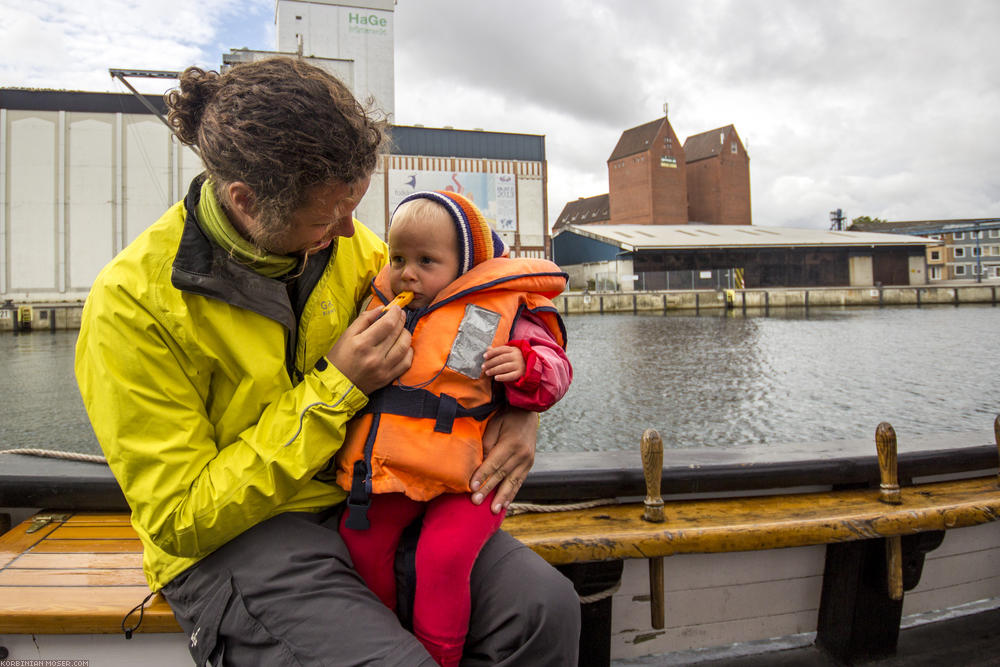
[471,408,537,513]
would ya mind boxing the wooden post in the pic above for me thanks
[995,415,1000,486]
[876,422,903,600]
[641,429,665,629]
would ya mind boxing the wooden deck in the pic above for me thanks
[0,512,177,634]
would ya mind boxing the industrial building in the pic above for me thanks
[599,113,752,229]
[849,218,1000,282]
[553,224,937,291]
[0,0,550,303]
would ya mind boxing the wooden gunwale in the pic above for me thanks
[2,475,999,635]
[503,475,1000,564]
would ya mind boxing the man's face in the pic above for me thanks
[248,175,372,257]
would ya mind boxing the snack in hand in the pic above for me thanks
[382,291,414,311]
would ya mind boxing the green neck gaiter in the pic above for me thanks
[196,180,298,279]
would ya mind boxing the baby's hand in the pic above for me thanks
[482,345,526,383]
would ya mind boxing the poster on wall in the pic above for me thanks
[389,170,517,231]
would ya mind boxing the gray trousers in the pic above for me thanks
[162,510,580,666]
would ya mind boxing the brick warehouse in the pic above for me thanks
[607,116,690,225]
[684,125,751,226]
[565,113,752,230]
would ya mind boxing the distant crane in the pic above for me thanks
[829,208,846,231]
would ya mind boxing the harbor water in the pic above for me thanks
[0,304,997,457]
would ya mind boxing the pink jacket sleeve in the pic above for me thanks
[502,312,573,412]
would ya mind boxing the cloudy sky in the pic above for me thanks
[2,0,997,229]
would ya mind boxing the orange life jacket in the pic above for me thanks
[334,257,567,529]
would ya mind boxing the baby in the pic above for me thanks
[333,190,572,666]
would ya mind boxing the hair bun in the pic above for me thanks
[165,67,222,147]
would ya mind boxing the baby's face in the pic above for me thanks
[387,207,460,309]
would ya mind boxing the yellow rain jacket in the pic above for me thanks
[75,175,384,591]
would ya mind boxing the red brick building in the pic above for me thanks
[607,117,689,225]
[684,125,751,225]
[555,114,752,230]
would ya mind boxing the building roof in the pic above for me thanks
[0,90,546,162]
[683,125,739,163]
[849,218,1000,235]
[0,88,166,114]
[552,194,611,231]
[388,124,545,161]
[555,224,941,251]
[608,117,665,162]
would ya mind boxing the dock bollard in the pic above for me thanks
[994,415,1000,487]
[875,422,903,600]
[641,429,665,629]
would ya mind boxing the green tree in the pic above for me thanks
[849,215,887,228]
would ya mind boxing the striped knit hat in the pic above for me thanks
[394,190,507,275]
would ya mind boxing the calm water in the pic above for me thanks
[1,305,997,456]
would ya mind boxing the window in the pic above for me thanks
[929,250,941,261]
[731,142,738,154]
[955,247,965,258]
[955,265,966,276]
[992,246,1000,256]
[929,266,941,280]
[954,232,965,240]
[972,247,982,257]
[994,267,1000,278]
[990,229,999,238]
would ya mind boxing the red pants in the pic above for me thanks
[340,491,506,667]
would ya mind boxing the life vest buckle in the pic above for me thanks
[345,497,371,531]
[346,459,372,530]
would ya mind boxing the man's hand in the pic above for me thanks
[482,345,526,383]
[471,408,537,513]
[326,306,412,394]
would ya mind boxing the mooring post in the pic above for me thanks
[994,415,1000,487]
[876,422,903,600]
[641,429,666,630]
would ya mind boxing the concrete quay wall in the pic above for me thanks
[1,284,998,331]
[553,284,1000,315]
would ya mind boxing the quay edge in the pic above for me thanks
[552,283,1000,315]
[1,283,999,331]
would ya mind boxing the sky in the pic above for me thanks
[2,0,998,230]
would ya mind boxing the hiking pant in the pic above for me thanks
[340,492,507,667]
[161,509,580,666]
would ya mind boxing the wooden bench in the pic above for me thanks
[3,417,999,666]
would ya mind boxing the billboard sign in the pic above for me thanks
[389,170,517,231]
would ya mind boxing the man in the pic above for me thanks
[75,57,579,665]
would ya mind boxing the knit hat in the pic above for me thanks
[394,190,508,275]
